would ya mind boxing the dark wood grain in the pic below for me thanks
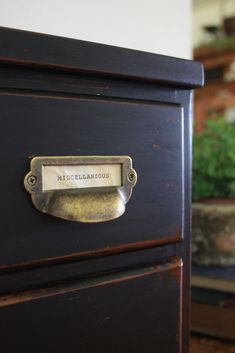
[0,64,178,103]
[0,27,204,88]
[0,246,176,295]
[0,258,182,353]
[0,93,183,268]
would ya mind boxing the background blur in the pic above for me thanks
[192,1,235,352]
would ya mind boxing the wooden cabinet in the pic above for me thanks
[0,27,203,353]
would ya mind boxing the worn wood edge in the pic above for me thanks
[0,244,176,296]
[175,89,192,353]
[0,87,183,108]
[0,257,182,308]
[0,234,182,274]
[0,64,179,104]
[0,26,204,88]
[179,260,183,353]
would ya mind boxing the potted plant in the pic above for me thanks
[192,118,235,265]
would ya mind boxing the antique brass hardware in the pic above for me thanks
[24,156,137,223]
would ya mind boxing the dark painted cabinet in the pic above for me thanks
[0,27,203,353]
[1,259,182,353]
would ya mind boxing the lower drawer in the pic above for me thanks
[0,258,182,353]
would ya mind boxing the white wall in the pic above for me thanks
[193,0,235,47]
[0,0,192,59]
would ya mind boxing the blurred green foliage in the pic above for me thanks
[192,118,235,201]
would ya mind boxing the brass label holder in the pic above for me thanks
[24,156,137,223]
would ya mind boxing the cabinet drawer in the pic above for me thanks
[0,258,182,353]
[0,93,183,267]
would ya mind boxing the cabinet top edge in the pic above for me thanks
[0,26,204,88]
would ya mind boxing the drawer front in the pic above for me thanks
[0,258,182,353]
[0,93,184,267]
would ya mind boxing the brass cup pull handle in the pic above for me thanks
[24,156,137,223]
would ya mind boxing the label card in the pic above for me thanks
[42,164,122,191]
